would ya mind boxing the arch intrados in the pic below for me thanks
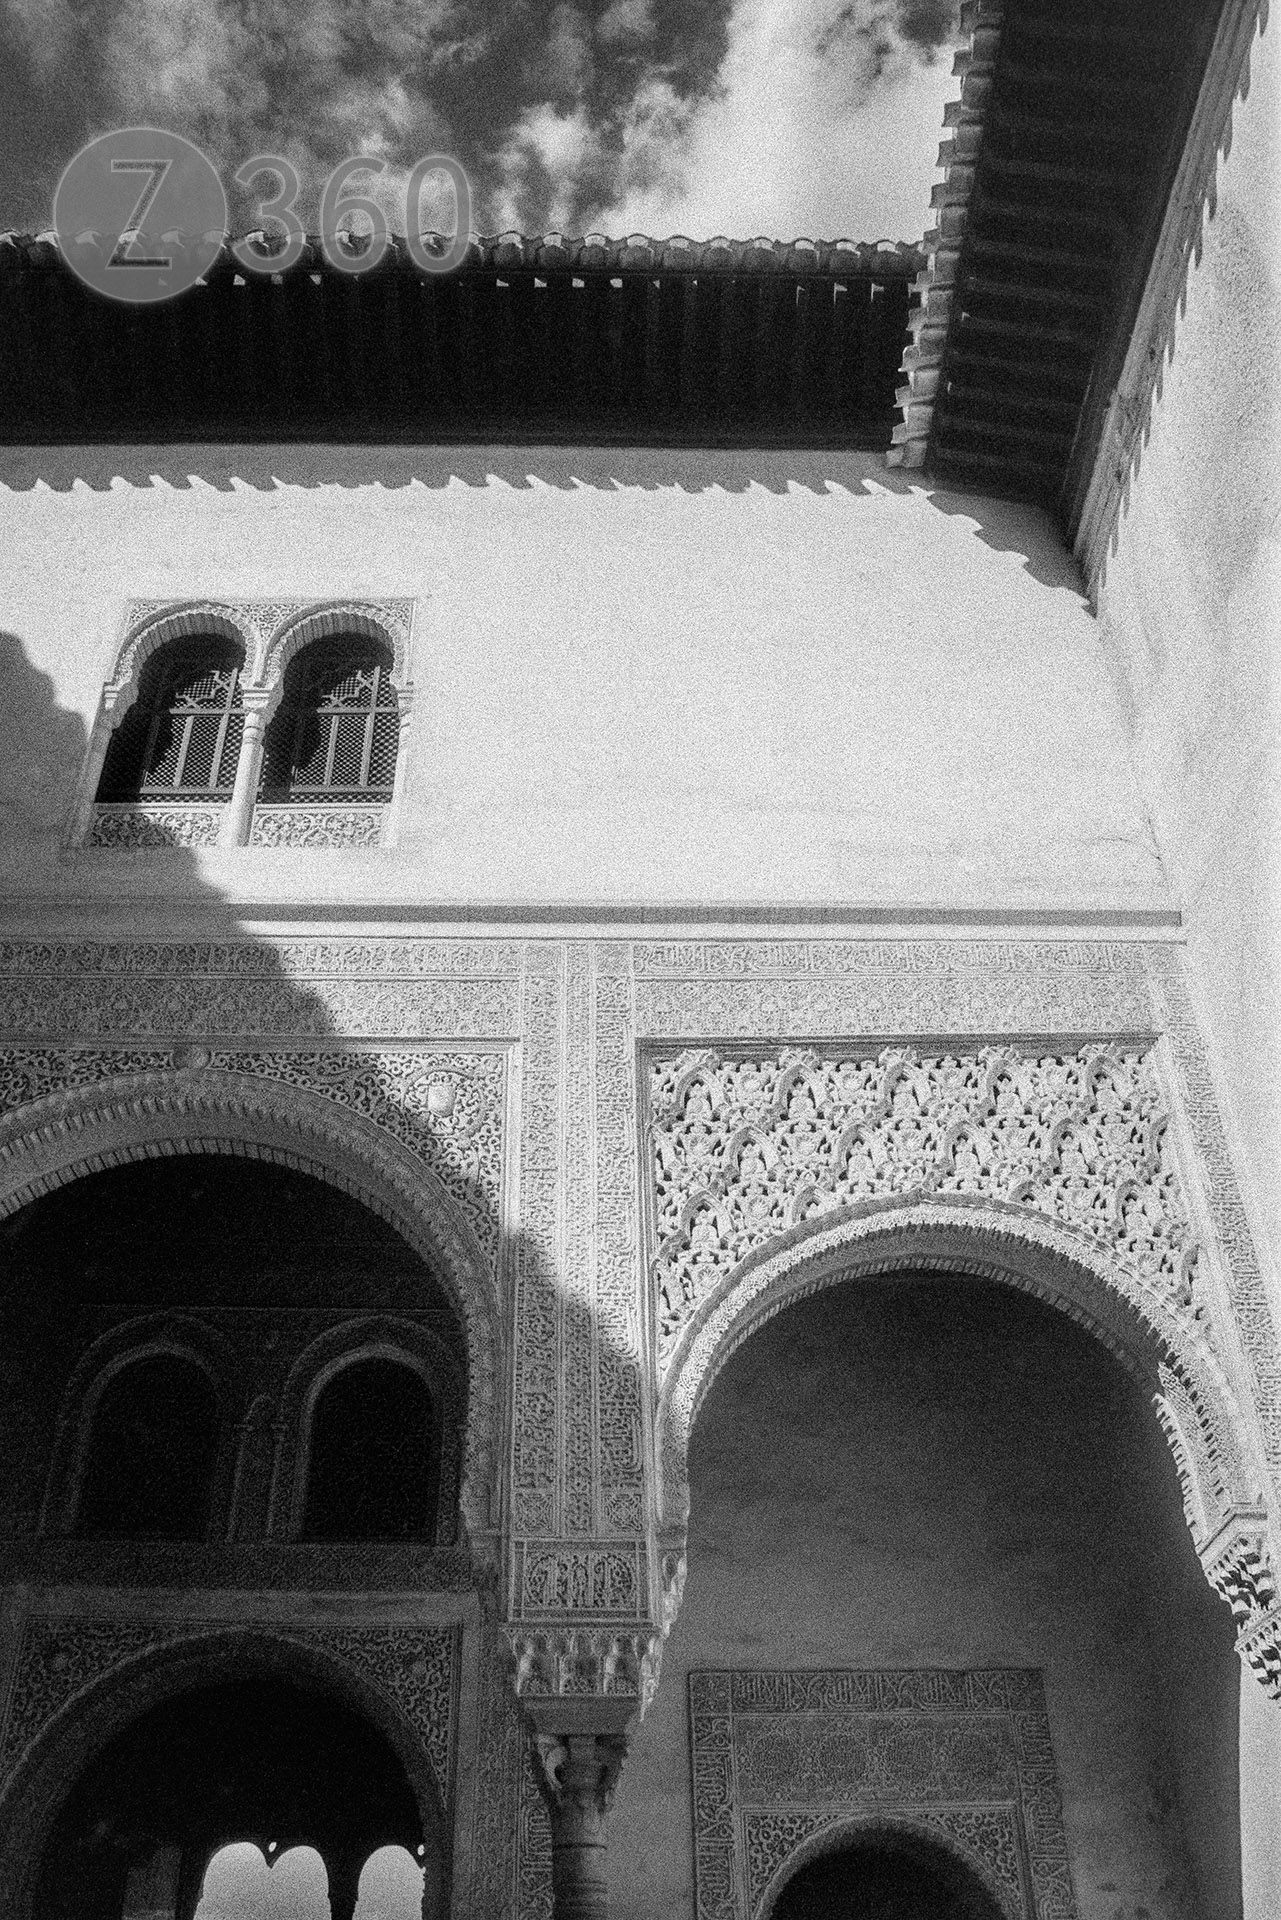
[0,1077,501,1538]
[1,1631,447,1920]
[659,1198,1248,1529]
[760,1813,1012,1920]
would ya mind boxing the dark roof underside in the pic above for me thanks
[0,236,921,449]
[0,0,1236,498]
[928,0,1227,511]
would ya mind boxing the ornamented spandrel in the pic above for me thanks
[649,1044,1199,1370]
[0,1043,508,1281]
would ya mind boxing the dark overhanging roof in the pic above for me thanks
[0,232,923,449]
[892,0,1247,539]
[0,0,1255,538]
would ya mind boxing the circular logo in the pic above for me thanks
[53,127,228,303]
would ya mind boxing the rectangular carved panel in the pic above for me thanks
[688,1667,1076,1920]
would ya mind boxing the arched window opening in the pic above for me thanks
[259,639,400,804]
[353,1844,425,1918]
[97,638,246,802]
[194,1841,329,1920]
[770,1834,1002,1920]
[75,1354,219,1541]
[301,1358,435,1542]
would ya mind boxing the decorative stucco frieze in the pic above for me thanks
[631,938,1155,1036]
[513,1540,645,1619]
[87,803,225,848]
[647,1043,1199,1373]
[689,1667,1074,1920]
[248,805,389,848]
[0,941,523,1041]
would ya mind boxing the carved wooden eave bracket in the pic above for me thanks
[887,0,1002,471]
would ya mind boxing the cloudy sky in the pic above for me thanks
[0,0,961,243]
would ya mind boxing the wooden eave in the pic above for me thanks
[0,233,924,449]
[890,0,1245,547]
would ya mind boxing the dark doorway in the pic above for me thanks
[771,1833,1005,1920]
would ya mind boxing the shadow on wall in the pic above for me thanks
[0,623,569,1919]
[0,450,1085,594]
[0,633,91,853]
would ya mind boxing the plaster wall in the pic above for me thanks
[1097,15,1281,1313]
[612,1280,1241,1920]
[0,450,1168,916]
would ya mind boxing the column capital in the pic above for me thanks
[523,1713,636,1920]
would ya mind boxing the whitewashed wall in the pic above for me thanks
[0,449,1166,915]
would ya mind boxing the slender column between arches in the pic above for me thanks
[220,700,270,847]
[529,1722,630,1920]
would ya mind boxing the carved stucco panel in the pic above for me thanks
[689,1667,1073,1920]
[646,1043,1199,1376]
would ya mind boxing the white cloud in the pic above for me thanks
[490,102,599,234]
[592,0,959,241]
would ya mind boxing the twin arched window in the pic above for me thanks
[71,1351,436,1544]
[95,633,401,811]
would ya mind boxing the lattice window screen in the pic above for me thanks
[98,640,246,801]
[260,640,401,804]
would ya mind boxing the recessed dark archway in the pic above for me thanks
[768,1828,1004,1920]
[0,1630,449,1920]
[32,1672,424,1920]
[0,1152,470,1549]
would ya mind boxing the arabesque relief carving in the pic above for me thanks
[689,1668,1073,1920]
[0,936,1276,1730]
[649,1043,1198,1371]
[0,1615,460,1811]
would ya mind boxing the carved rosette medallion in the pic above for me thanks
[689,1668,1074,1920]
